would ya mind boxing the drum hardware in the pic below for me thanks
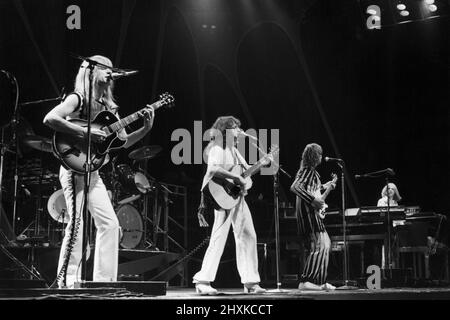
[115,163,153,205]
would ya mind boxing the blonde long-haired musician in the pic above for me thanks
[43,55,154,288]
[377,183,402,207]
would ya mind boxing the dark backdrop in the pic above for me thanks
[1,0,449,285]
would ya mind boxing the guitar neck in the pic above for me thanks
[321,180,336,201]
[242,157,267,178]
[108,101,161,133]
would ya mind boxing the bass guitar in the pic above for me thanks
[315,173,338,219]
[53,92,174,174]
[207,145,279,210]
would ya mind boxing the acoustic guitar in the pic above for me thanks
[207,145,279,210]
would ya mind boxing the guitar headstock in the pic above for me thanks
[261,144,279,165]
[331,173,338,183]
[158,92,175,108]
[269,144,279,157]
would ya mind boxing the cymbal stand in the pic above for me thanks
[10,72,20,236]
[0,128,6,229]
[139,158,151,249]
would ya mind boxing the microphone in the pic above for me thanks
[238,130,258,141]
[107,70,138,80]
[355,168,395,179]
[324,156,343,163]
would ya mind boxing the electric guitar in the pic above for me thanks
[315,173,338,219]
[207,145,279,210]
[52,93,174,174]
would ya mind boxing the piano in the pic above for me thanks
[325,206,444,237]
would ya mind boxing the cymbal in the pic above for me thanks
[22,135,52,153]
[129,145,162,160]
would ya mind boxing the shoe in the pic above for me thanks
[244,283,267,294]
[298,281,323,291]
[195,283,218,295]
[320,283,336,291]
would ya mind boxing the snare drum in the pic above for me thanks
[115,164,151,205]
[116,204,143,249]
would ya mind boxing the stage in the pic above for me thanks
[1,286,450,300]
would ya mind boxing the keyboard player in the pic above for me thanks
[377,182,402,207]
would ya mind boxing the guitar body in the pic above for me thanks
[314,173,338,219]
[316,204,328,220]
[53,111,126,174]
[207,166,252,210]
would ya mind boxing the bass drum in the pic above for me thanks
[116,204,143,249]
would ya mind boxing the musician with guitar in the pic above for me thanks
[193,116,273,295]
[43,55,156,288]
[290,143,337,291]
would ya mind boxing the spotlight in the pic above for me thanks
[425,0,434,5]
[400,10,410,16]
[397,4,406,10]
[428,4,437,11]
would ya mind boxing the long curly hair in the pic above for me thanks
[204,116,241,160]
[300,143,322,169]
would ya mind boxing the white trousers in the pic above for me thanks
[57,166,119,288]
[193,199,261,284]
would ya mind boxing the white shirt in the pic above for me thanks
[377,196,399,207]
[201,144,247,190]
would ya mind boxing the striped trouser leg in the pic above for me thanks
[300,231,331,285]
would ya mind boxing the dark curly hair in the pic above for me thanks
[203,116,241,160]
[300,143,322,169]
[209,116,241,146]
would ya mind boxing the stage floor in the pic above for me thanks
[2,286,450,300]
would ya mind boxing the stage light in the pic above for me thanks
[400,10,410,16]
[428,4,437,11]
[397,4,406,10]
[425,0,434,5]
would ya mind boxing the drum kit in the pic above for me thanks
[97,145,163,249]
[0,71,164,249]
[25,144,164,249]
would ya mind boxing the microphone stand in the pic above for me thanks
[383,176,393,272]
[354,169,396,281]
[249,141,291,293]
[19,87,65,107]
[79,60,96,285]
[336,161,357,290]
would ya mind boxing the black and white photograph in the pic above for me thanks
[0,0,449,310]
